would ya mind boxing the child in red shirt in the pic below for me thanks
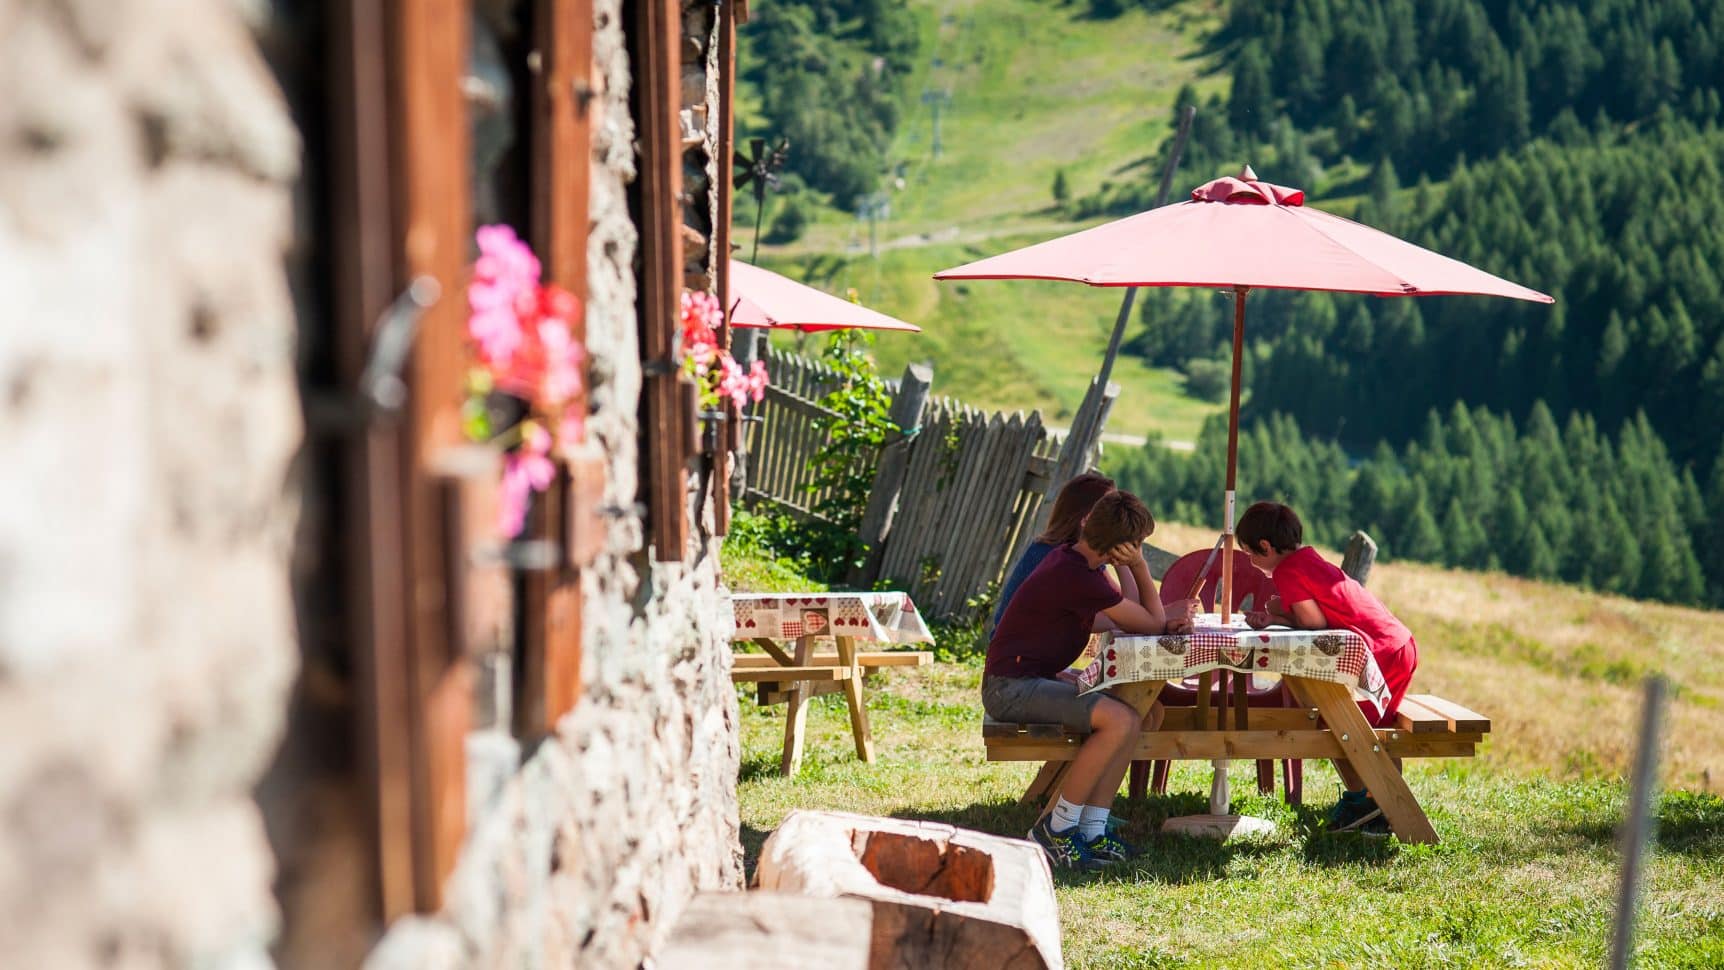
[1237,501,1418,834]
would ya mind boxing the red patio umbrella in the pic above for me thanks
[935,167,1552,619]
[730,259,921,333]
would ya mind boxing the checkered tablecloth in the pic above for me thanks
[728,592,933,645]
[1075,614,1391,715]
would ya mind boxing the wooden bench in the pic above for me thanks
[734,649,933,704]
[986,692,1490,826]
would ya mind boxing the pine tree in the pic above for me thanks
[1397,487,1444,562]
[1051,168,1069,205]
[1441,496,1488,567]
[1230,43,1275,142]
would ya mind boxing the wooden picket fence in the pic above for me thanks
[740,347,855,520]
[740,347,1067,622]
[873,404,1059,620]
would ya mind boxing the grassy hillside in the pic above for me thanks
[740,0,1234,442]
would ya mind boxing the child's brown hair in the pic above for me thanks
[1037,471,1115,544]
[1081,490,1155,551]
[1235,501,1303,553]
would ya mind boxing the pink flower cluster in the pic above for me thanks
[467,225,589,538]
[680,290,768,410]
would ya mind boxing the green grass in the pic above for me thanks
[740,0,1234,443]
[736,662,1724,969]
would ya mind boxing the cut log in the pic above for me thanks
[755,810,1063,970]
[653,891,873,969]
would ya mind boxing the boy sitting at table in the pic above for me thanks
[983,490,1200,870]
[1237,501,1419,835]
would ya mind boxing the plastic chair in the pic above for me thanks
[1127,547,1304,804]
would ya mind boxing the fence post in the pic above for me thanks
[1341,531,1377,586]
[1610,675,1667,970]
[850,362,933,587]
[1032,379,1119,536]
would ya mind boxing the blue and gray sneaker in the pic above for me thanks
[1029,815,1102,871]
[1326,789,1383,832]
[1085,829,1137,864]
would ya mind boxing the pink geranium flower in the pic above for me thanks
[496,423,557,538]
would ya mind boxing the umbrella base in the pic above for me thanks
[1160,814,1277,841]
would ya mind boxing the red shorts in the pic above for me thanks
[1364,636,1418,727]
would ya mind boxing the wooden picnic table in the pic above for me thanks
[729,592,934,776]
[990,616,1478,844]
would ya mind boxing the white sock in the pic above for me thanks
[1080,805,1110,840]
[1051,797,1083,833]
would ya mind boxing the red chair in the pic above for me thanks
[1127,547,1304,804]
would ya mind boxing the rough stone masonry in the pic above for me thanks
[0,0,302,965]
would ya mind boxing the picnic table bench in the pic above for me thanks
[982,618,1492,844]
[729,592,934,776]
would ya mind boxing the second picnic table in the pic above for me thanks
[729,592,934,776]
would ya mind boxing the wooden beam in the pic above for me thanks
[630,0,690,560]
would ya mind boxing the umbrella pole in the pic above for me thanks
[1221,286,1248,624]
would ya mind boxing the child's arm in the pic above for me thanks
[1283,597,1329,630]
[1101,543,1199,634]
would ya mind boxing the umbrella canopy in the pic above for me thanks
[730,259,922,332]
[937,172,1553,302]
[933,168,1552,623]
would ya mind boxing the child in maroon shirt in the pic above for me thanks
[984,490,1200,868]
[1238,501,1418,834]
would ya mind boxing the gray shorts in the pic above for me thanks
[981,675,1101,733]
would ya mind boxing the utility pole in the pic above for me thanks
[857,191,891,302]
[857,191,890,261]
[921,89,952,159]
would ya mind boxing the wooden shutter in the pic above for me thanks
[630,0,691,561]
[390,0,474,914]
[521,0,598,735]
[329,0,475,920]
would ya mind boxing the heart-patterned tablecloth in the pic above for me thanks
[728,592,933,645]
[1075,614,1391,716]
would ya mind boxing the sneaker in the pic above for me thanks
[1326,790,1383,832]
[1085,830,1137,864]
[1028,816,1102,871]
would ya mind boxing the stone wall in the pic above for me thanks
[0,0,303,966]
[366,1,744,966]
